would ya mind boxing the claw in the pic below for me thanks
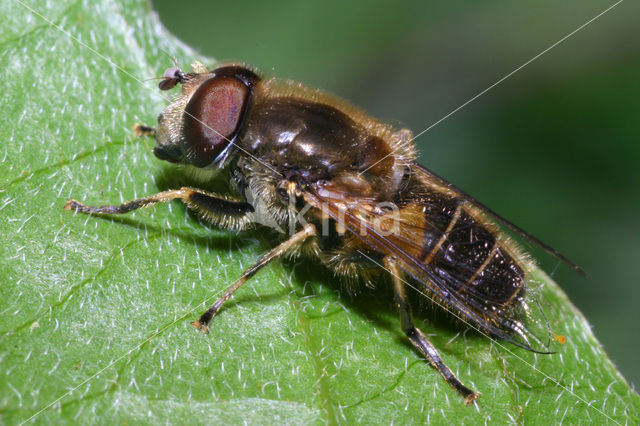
[191,320,210,334]
[64,200,81,211]
[464,392,480,405]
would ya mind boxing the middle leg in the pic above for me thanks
[192,223,317,333]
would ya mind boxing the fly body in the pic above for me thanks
[66,62,585,403]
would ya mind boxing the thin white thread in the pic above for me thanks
[13,0,624,423]
[357,250,620,425]
[18,287,228,425]
[13,0,283,177]
[359,0,624,176]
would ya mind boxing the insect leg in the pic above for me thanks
[132,123,156,137]
[65,187,253,227]
[384,255,479,404]
[192,223,317,333]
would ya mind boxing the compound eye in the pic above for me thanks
[183,75,249,167]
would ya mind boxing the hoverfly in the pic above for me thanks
[65,62,585,403]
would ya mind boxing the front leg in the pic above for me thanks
[132,123,156,137]
[65,187,254,230]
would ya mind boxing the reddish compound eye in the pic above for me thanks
[183,76,250,167]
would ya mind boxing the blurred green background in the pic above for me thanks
[150,0,639,389]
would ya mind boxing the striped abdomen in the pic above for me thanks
[417,194,525,310]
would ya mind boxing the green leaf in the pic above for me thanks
[1,1,638,424]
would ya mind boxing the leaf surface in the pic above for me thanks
[0,1,638,424]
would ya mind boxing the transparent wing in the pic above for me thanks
[414,164,587,278]
[304,176,553,353]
